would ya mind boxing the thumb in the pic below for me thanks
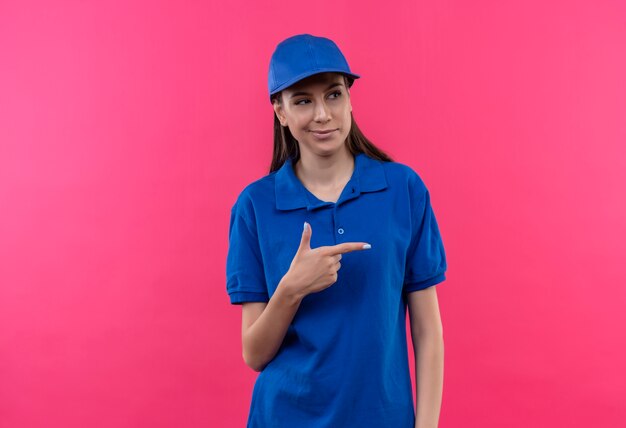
[298,221,312,253]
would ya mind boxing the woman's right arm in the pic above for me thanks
[241,276,304,372]
[241,222,370,371]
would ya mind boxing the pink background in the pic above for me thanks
[1,1,625,427]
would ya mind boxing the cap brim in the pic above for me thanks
[269,68,361,97]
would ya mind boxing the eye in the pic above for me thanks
[293,91,341,105]
[329,90,342,99]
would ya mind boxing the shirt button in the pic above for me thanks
[337,228,344,234]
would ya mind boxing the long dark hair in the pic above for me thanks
[268,75,394,173]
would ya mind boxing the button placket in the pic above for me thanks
[332,205,340,244]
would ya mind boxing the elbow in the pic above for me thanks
[242,350,266,372]
[242,330,270,372]
[251,363,265,373]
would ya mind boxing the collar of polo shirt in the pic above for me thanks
[275,152,388,211]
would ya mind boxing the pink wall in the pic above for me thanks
[1,1,625,427]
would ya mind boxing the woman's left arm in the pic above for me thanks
[407,285,444,428]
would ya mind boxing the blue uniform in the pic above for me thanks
[226,151,447,428]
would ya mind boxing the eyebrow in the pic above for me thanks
[289,82,344,99]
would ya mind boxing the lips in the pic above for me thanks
[310,129,337,140]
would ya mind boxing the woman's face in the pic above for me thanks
[273,72,352,158]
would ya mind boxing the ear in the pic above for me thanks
[272,98,288,127]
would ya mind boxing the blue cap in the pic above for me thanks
[268,34,361,102]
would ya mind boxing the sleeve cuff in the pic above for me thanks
[229,291,270,305]
[403,272,446,294]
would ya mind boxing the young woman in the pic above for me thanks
[226,33,447,428]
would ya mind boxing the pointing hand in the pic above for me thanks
[283,222,371,299]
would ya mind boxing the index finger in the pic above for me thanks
[325,242,372,255]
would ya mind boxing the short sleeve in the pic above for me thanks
[225,199,270,305]
[403,175,447,294]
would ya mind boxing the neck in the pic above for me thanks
[294,147,355,189]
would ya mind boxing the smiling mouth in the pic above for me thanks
[309,129,337,134]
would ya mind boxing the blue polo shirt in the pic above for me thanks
[226,151,447,428]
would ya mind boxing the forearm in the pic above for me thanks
[242,275,304,372]
[414,333,444,428]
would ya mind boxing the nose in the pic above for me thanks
[313,99,331,122]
